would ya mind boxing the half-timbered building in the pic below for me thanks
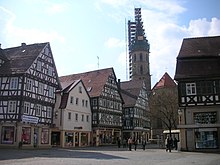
[175,36,220,152]
[52,79,92,147]
[120,80,150,143]
[59,68,123,146]
[0,43,60,148]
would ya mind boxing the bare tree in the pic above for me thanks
[149,87,178,138]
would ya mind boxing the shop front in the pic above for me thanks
[60,130,91,148]
[93,128,121,146]
[0,122,51,148]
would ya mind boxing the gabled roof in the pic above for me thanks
[59,79,84,109]
[153,72,176,90]
[59,68,115,97]
[175,36,220,80]
[120,80,144,107]
[0,43,48,75]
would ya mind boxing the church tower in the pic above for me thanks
[128,8,151,91]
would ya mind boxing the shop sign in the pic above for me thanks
[74,126,82,129]
[22,115,39,124]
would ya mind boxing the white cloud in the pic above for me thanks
[188,17,220,37]
[100,0,129,8]
[105,37,125,48]
[0,6,65,48]
[46,3,68,15]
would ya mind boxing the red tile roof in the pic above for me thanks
[59,68,115,97]
[120,80,144,107]
[153,72,176,90]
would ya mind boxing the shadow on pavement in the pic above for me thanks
[0,148,127,161]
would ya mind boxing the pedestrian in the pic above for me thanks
[134,139,137,151]
[174,137,178,150]
[165,136,169,152]
[128,137,132,151]
[117,138,121,148]
[142,140,146,150]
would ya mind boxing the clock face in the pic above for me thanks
[138,36,144,40]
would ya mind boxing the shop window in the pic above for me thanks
[1,126,14,144]
[41,128,49,144]
[21,127,31,144]
[195,128,218,149]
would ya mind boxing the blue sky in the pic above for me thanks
[0,0,220,86]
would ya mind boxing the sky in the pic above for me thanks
[0,0,220,86]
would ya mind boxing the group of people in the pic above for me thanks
[118,137,147,151]
[165,136,178,152]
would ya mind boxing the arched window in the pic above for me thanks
[140,65,143,75]
[140,53,143,61]
[133,54,136,62]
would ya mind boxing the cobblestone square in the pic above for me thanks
[0,146,219,165]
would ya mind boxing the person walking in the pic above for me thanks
[128,137,132,151]
[142,140,146,150]
[134,139,137,151]
[117,138,121,148]
[165,136,169,152]
[174,137,178,150]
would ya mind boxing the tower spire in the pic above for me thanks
[127,8,151,91]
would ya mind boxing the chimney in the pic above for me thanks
[118,79,121,89]
[21,43,26,47]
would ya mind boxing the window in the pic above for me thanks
[1,126,14,144]
[140,53,143,61]
[186,83,196,95]
[133,54,136,62]
[85,100,88,107]
[38,82,44,94]
[82,114,84,121]
[48,66,53,76]
[86,115,89,122]
[26,78,32,91]
[76,98,79,105]
[194,112,217,124]
[195,128,218,149]
[140,65,143,75]
[37,60,42,71]
[10,77,18,89]
[82,99,85,107]
[70,96,74,104]
[197,81,213,95]
[41,128,49,144]
[24,102,30,115]
[68,112,71,120]
[36,104,41,116]
[8,101,16,113]
[48,86,54,97]
[21,127,31,144]
[47,107,52,118]
[75,113,78,121]
[79,86,82,93]
[92,99,97,106]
